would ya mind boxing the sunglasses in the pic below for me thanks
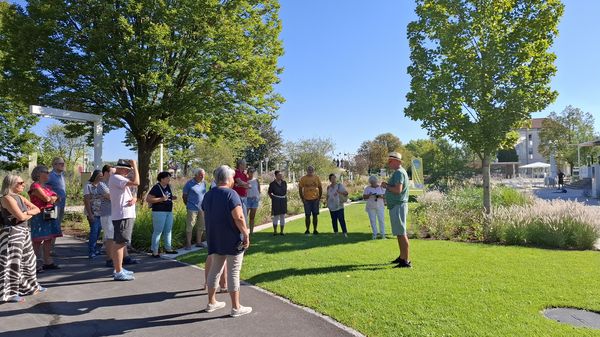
[16,181,25,186]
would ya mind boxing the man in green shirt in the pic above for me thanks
[381,152,411,268]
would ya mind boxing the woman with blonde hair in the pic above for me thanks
[0,174,45,302]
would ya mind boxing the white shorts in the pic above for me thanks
[100,215,114,240]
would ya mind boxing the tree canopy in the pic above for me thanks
[405,0,563,212]
[355,133,410,174]
[4,0,284,196]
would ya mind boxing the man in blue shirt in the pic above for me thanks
[182,168,207,250]
[46,157,66,255]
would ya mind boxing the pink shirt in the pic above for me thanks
[28,182,56,209]
[233,169,249,197]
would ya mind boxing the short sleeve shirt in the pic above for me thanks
[233,170,249,197]
[299,175,321,201]
[364,186,385,209]
[28,183,56,210]
[148,183,174,212]
[247,179,260,198]
[47,171,66,208]
[182,178,207,211]
[84,182,104,217]
[326,183,347,211]
[385,167,409,209]
[98,182,111,216]
[109,174,136,220]
[202,187,243,256]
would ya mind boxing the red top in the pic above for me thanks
[233,169,249,197]
[28,182,57,209]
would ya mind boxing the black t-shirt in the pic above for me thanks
[201,187,243,255]
[149,183,174,212]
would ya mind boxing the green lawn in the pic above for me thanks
[178,203,600,337]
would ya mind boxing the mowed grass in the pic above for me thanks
[178,203,600,337]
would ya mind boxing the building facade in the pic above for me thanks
[515,118,547,165]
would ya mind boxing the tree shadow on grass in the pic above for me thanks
[245,263,390,285]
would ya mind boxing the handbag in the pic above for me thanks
[338,183,348,203]
[42,206,58,220]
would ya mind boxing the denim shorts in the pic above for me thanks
[246,197,259,209]
[303,199,320,216]
[389,203,408,236]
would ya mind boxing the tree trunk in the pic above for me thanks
[482,154,492,215]
[136,140,160,199]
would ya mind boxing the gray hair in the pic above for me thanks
[192,168,205,176]
[214,165,235,185]
[52,157,64,166]
[236,159,246,168]
[1,174,21,196]
[31,165,49,182]
[368,175,379,184]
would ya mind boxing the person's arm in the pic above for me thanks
[268,183,274,199]
[257,179,261,193]
[317,178,323,199]
[182,193,188,205]
[231,205,250,249]
[83,191,94,219]
[234,177,250,189]
[363,187,371,200]
[126,160,140,187]
[1,196,36,222]
[21,197,40,215]
[339,184,349,196]
[146,186,168,204]
[30,186,57,204]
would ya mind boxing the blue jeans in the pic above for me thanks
[330,208,347,233]
[151,211,174,253]
[88,216,101,257]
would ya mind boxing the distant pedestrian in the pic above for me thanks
[109,159,139,281]
[46,157,66,256]
[182,168,208,250]
[325,174,349,237]
[233,159,250,223]
[1,174,45,303]
[557,170,565,189]
[146,171,178,257]
[299,166,322,235]
[83,170,103,258]
[202,165,252,317]
[381,152,411,268]
[268,170,287,235]
[246,167,260,235]
[363,175,386,239]
[28,165,61,271]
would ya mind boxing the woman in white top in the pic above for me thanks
[363,175,386,239]
[325,174,349,237]
[245,167,260,235]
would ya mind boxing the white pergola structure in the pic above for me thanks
[577,139,600,166]
[29,105,103,169]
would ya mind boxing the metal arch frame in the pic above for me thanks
[29,105,103,169]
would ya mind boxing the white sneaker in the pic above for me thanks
[380,234,386,239]
[113,271,135,281]
[231,305,253,317]
[205,301,226,313]
[113,268,134,276]
[372,235,377,240]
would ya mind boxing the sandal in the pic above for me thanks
[34,286,47,295]
[7,295,25,303]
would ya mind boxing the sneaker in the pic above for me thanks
[151,253,161,258]
[380,234,386,239]
[123,257,140,265]
[231,305,253,317]
[279,232,285,236]
[343,233,348,238]
[394,259,412,268]
[304,230,310,235]
[184,246,192,251]
[164,249,178,255]
[113,268,134,277]
[205,301,226,313]
[113,271,135,281]
[372,235,377,240]
[391,256,402,264]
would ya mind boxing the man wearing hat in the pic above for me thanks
[381,152,411,268]
[108,159,140,281]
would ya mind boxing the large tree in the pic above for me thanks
[539,105,597,173]
[285,138,336,178]
[0,2,39,170]
[4,0,283,196]
[405,0,563,213]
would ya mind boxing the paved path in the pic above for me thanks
[532,187,600,206]
[0,236,362,337]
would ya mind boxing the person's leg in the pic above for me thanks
[303,201,311,234]
[207,254,227,305]
[50,206,65,256]
[185,210,195,249]
[88,217,101,257]
[249,208,257,235]
[163,212,174,251]
[367,208,378,237]
[312,200,319,233]
[330,209,339,233]
[279,214,285,234]
[112,219,134,274]
[377,206,386,237]
[100,215,114,263]
[196,211,205,246]
[273,214,279,234]
[339,208,348,234]
[398,203,410,261]
[220,261,228,289]
[19,228,40,295]
[150,212,165,255]
[226,253,245,309]
[42,240,53,265]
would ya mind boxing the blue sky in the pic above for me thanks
[23,0,600,160]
